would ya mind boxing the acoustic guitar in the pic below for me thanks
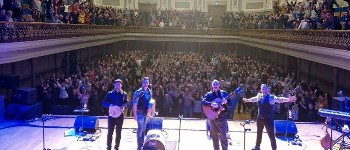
[320,123,333,149]
[109,91,145,118]
[202,92,235,120]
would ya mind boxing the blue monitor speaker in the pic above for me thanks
[74,116,99,133]
[146,117,163,134]
[274,120,298,137]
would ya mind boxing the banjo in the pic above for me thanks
[109,91,145,118]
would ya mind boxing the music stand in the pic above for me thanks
[73,106,90,139]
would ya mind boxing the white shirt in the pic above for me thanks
[298,19,310,29]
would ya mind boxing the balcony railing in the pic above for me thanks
[1,22,349,50]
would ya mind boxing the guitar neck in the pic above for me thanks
[120,92,145,109]
[120,101,132,109]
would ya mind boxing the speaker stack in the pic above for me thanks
[331,97,350,128]
[14,87,37,104]
[332,97,350,112]
[0,96,4,121]
[0,74,19,89]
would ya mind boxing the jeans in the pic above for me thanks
[136,114,147,149]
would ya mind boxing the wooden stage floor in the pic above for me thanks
[0,116,340,150]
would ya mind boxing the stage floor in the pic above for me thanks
[0,116,339,150]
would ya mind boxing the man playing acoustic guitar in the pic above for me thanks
[102,79,128,150]
[202,79,229,150]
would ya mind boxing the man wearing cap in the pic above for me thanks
[102,79,128,150]
[243,84,296,150]
[133,77,154,150]
[202,79,229,150]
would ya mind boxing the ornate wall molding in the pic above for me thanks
[1,32,349,71]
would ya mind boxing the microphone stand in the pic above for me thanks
[240,121,251,150]
[285,107,291,145]
[178,114,183,150]
[42,114,50,150]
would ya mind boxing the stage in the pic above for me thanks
[0,116,339,150]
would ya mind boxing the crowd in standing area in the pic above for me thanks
[38,49,330,122]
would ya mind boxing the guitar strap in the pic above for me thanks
[209,90,222,100]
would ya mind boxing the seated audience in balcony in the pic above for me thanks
[298,16,311,29]
[346,9,350,30]
[0,9,6,21]
[31,0,41,22]
[5,9,13,22]
[52,14,63,23]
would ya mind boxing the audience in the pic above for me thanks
[38,49,330,122]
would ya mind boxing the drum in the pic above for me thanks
[143,129,166,150]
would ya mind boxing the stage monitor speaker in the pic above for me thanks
[5,103,42,120]
[332,97,350,112]
[146,117,163,134]
[0,96,4,121]
[274,120,298,137]
[74,116,99,133]
[15,87,37,104]
[0,74,19,89]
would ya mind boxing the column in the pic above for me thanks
[79,49,82,61]
[333,67,339,96]
[296,58,301,83]
[54,54,57,75]
[258,49,262,60]
[11,62,16,74]
[65,51,70,76]
[307,61,311,84]
[88,47,91,63]
[126,40,129,51]
[30,58,36,88]
[163,41,165,51]
[114,42,116,54]
[103,45,106,57]
[198,42,201,52]
[274,52,277,67]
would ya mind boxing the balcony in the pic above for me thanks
[0,22,350,70]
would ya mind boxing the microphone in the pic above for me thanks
[337,91,344,97]
[244,120,254,124]
[240,120,254,126]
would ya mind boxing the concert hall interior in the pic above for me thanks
[1,0,350,150]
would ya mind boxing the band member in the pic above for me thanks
[243,84,296,150]
[202,79,229,150]
[102,79,128,150]
[133,77,153,150]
